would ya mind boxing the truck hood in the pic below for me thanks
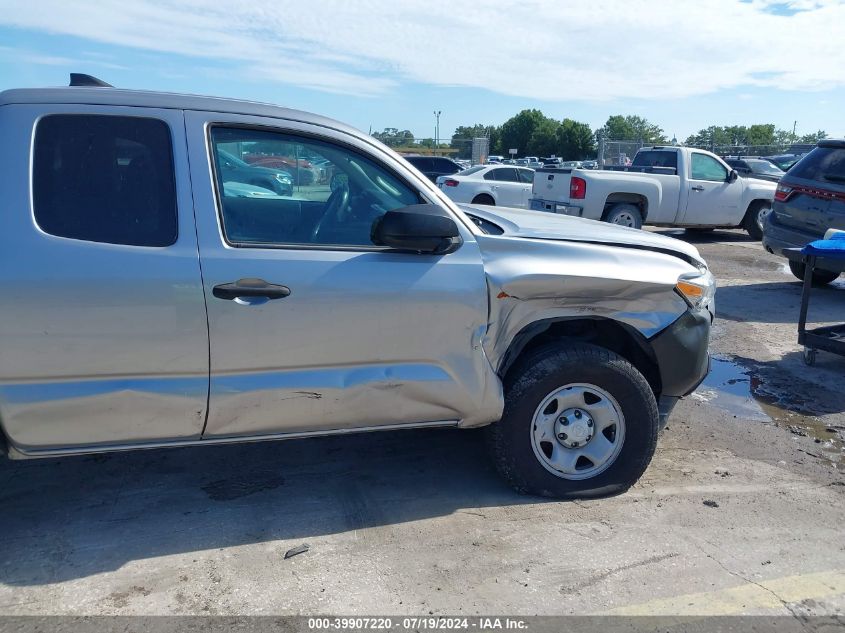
[458,204,705,265]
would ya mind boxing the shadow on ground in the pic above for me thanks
[716,280,844,324]
[0,428,542,587]
[648,228,757,245]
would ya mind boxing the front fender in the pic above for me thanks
[478,235,693,371]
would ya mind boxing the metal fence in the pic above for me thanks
[597,139,807,168]
[597,140,645,167]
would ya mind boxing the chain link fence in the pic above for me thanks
[597,139,811,168]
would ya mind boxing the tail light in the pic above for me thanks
[774,183,794,202]
[570,176,587,200]
[443,178,459,187]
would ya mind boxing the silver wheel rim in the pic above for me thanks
[530,383,626,480]
[611,212,637,227]
[756,206,771,231]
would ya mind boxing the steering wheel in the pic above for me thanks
[311,184,350,243]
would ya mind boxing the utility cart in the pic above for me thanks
[788,233,845,366]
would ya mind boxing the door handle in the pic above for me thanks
[691,185,705,192]
[213,278,291,301]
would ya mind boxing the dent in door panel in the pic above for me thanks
[206,363,464,437]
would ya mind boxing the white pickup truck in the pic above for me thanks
[529,146,777,239]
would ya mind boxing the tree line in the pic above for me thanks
[371,111,827,160]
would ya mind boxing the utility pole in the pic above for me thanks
[434,110,441,156]
[791,120,797,146]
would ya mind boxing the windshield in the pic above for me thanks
[745,159,784,176]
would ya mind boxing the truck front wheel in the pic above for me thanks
[604,204,643,229]
[742,201,771,240]
[486,342,658,499]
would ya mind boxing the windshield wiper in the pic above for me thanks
[822,174,845,183]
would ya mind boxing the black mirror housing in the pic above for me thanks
[372,204,462,254]
[727,169,738,183]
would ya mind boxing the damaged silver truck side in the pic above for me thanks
[0,78,713,498]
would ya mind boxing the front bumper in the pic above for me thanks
[650,309,711,399]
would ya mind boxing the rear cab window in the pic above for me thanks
[32,114,177,246]
[632,151,678,169]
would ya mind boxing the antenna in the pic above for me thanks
[69,73,113,88]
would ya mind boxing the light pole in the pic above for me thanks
[434,110,441,156]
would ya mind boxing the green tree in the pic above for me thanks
[499,109,548,157]
[598,115,667,143]
[371,128,415,148]
[556,119,596,160]
[527,118,561,156]
[799,130,827,143]
[685,126,734,147]
[745,124,776,146]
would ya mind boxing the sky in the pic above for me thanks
[0,0,843,142]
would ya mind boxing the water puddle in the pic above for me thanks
[693,356,844,466]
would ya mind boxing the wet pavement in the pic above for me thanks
[694,355,845,467]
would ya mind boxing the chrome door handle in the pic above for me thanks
[691,186,705,192]
[213,278,291,301]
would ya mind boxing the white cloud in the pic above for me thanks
[0,0,843,100]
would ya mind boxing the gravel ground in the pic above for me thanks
[0,228,843,617]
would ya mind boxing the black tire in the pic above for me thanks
[486,342,658,499]
[604,204,643,229]
[742,201,770,240]
[788,260,840,286]
[471,194,495,206]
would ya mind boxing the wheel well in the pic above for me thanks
[602,194,648,221]
[472,193,495,205]
[499,317,662,396]
[746,199,770,213]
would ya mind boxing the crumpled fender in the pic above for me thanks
[477,235,694,373]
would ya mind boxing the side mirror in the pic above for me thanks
[727,169,738,183]
[372,204,462,254]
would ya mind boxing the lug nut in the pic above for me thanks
[560,418,569,426]
[571,441,579,447]
[587,420,593,427]
[557,433,567,440]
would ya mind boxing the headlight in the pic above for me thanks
[676,270,716,311]
[275,173,292,183]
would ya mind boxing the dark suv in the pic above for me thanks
[403,156,464,183]
[763,139,845,285]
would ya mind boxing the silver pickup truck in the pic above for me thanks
[0,77,714,498]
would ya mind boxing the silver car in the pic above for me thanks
[0,76,714,498]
